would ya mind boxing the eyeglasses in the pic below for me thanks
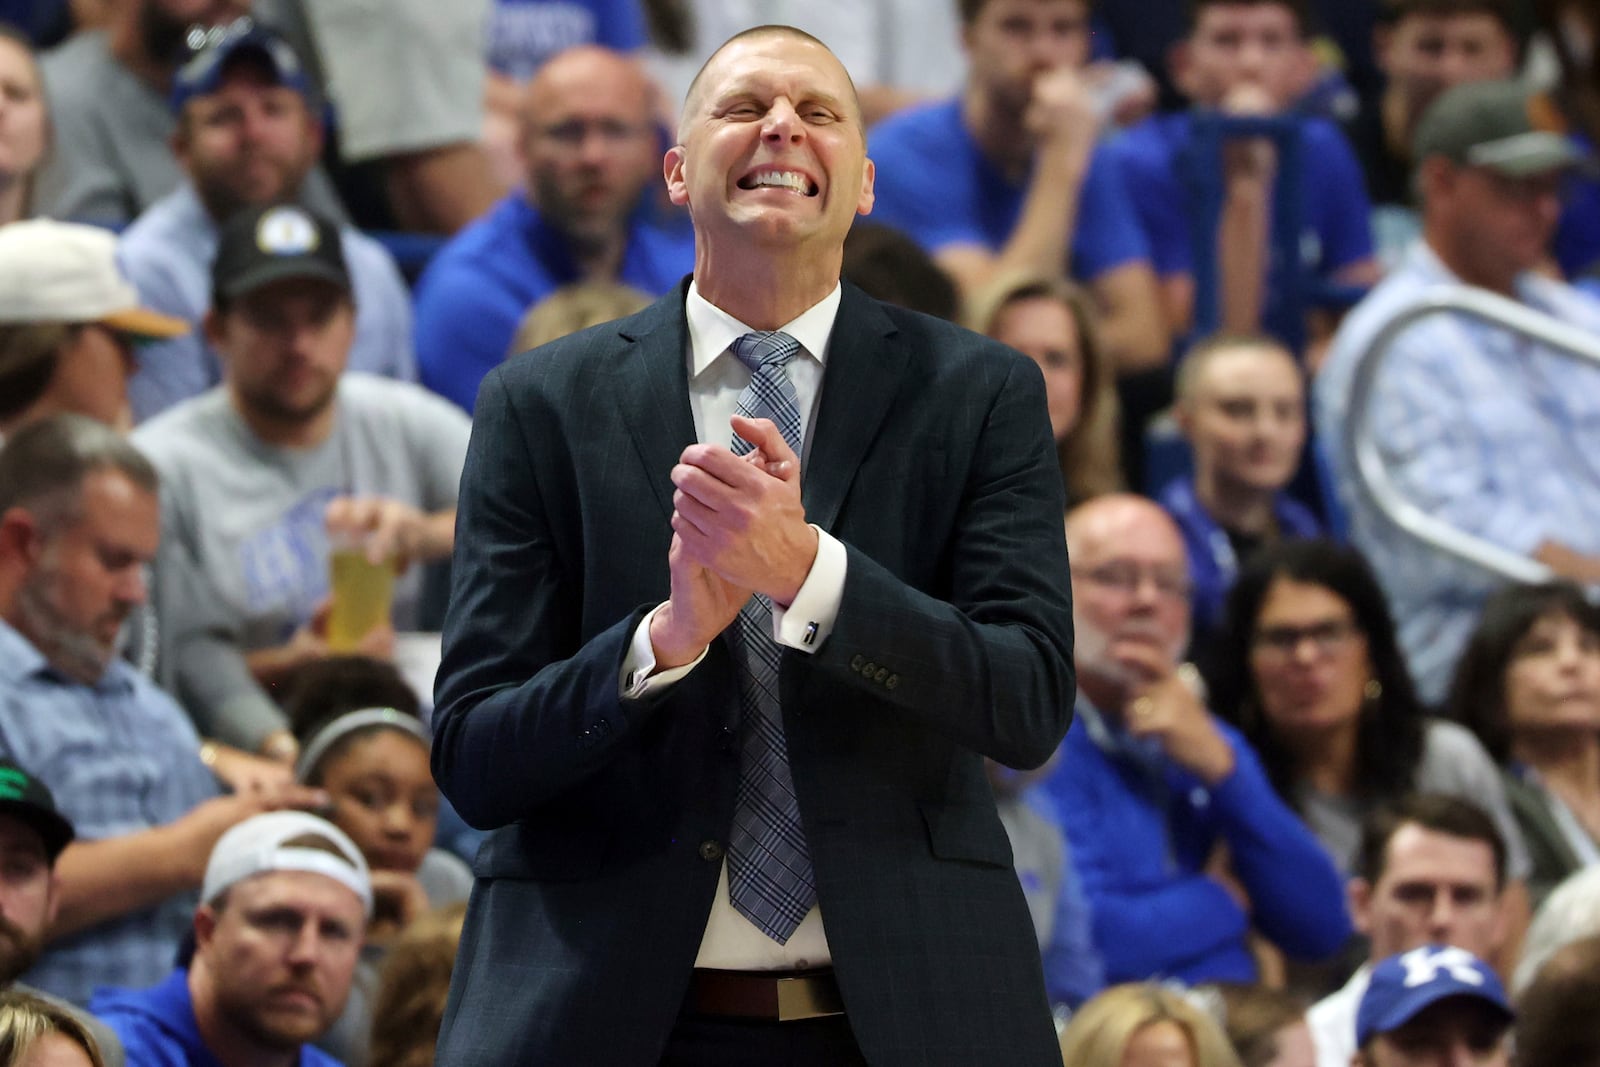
[535,118,652,147]
[1072,561,1193,602]
[1251,618,1361,659]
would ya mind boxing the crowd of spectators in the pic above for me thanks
[1,0,1599,1063]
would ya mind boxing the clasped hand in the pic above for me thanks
[650,416,818,667]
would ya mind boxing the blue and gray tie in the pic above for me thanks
[725,330,815,943]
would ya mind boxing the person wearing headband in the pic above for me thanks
[284,673,471,1066]
[293,703,470,929]
[90,812,371,1067]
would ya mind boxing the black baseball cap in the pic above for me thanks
[211,204,350,305]
[0,759,74,862]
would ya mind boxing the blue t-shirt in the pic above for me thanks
[92,970,344,1067]
[485,0,646,80]
[866,99,1151,283]
[413,194,694,411]
[1109,111,1374,326]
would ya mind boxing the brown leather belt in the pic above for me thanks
[686,967,845,1021]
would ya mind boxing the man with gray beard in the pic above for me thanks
[1038,494,1350,984]
[0,415,325,1008]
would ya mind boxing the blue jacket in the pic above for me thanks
[1159,476,1323,637]
[1043,700,1350,984]
[412,194,694,411]
[91,970,344,1067]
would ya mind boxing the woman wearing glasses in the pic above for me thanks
[1204,538,1532,906]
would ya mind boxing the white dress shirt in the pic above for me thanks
[619,281,850,970]
[1308,963,1370,1067]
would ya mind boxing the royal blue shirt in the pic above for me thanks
[485,0,646,80]
[412,193,695,411]
[1044,698,1350,984]
[866,99,1151,282]
[1109,111,1374,327]
[93,970,344,1067]
[1158,476,1323,639]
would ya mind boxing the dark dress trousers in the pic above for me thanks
[431,280,1076,1066]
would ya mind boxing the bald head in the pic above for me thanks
[525,46,654,126]
[1066,495,1191,692]
[518,45,659,239]
[1065,494,1185,564]
[677,25,863,144]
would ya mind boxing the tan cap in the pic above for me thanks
[0,220,188,340]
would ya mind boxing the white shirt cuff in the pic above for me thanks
[620,604,707,699]
[771,526,846,653]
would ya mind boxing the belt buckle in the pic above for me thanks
[774,970,844,1021]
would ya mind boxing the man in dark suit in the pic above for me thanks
[431,24,1075,1066]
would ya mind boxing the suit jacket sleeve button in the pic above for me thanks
[850,654,865,672]
[886,674,900,690]
[873,668,888,683]
[698,840,724,862]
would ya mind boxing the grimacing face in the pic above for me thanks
[666,33,874,255]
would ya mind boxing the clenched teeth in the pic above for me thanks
[738,170,818,195]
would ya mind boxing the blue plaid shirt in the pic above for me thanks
[0,621,219,1007]
[1316,242,1600,702]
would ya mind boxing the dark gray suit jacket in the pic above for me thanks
[431,280,1076,1065]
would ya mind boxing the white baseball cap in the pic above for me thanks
[0,220,188,339]
[202,811,373,916]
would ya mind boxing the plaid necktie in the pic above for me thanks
[725,330,815,943]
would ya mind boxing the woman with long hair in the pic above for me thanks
[1204,539,1531,952]
[967,271,1124,505]
[0,23,49,226]
[1448,581,1600,905]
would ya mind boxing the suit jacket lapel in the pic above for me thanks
[613,281,697,521]
[804,284,905,531]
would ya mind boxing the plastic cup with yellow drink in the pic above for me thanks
[326,529,396,652]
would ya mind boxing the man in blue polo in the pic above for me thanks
[413,44,693,411]
[866,0,1170,374]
